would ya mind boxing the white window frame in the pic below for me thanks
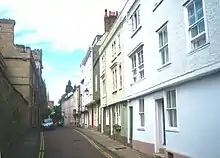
[102,54,105,71]
[137,49,144,79]
[95,75,98,92]
[185,0,208,51]
[130,46,144,83]
[131,53,137,83]
[114,68,117,90]
[102,79,106,95]
[158,25,169,65]
[131,6,140,31]
[119,64,122,89]
[118,33,121,53]
[112,68,117,91]
[112,40,117,58]
[139,98,145,127]
[165,89,178,131]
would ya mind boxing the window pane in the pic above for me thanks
[159,32,163,47]
[164,28,168,44]
[195,0,203,11]
[140,70,144,79]
[165,46,169,63]
[188,3,194,16]
[169,109,177,127]
[137,8,140,25]
[139,99,144,112]
[196,9,203,20]
[133,68,137,75]
[189,15,196,26]
[140,114,145,126]
[191,25,198,38]
[161,49,166,65]
[173,109,177,127]
[198,19,205,33]
[171,90,176,108]
[167,91,171,108]
[191,33,206,49]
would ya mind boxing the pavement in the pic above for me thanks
[44,127,112,158]
[76,128,154,158]
[2,128,40,158]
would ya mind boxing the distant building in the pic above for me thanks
[48,101,54,110]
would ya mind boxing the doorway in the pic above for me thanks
[155,98,166,152]
[129,106,133,143]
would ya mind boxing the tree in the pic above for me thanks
[50,105,62,120]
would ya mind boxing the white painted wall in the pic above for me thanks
[124,0,220,99]
[80,48,93,110]
[131,73,220,158]
[165,73,220,158]
[61,95,77,126]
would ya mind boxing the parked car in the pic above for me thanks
[57,119,64,127]
[41,118,55,130]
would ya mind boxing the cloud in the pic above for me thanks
[0,0,126,51]
[0,0,126,104]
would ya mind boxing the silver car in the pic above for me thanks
[41,118,54,130]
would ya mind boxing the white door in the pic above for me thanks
[155,98,166,153]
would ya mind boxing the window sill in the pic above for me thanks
[131,25,142,38]
[137,127,145,131]
[157,62,171,72]
[130,77,146,86]
[112,90,117,94]
[152,0,164,12]
[119,87,122,91]
[166,127,179,133]
[188,42,210,55]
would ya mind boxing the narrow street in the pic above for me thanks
[43,128,113,158]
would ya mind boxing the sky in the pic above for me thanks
[0,0,126,104]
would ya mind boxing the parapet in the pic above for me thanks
[15,44,25,53]
[0,18,16,26]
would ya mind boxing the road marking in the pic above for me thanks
[74,130,113,158]
[38,132,44,158]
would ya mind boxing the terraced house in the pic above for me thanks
[122,0,220,158]
[99,6,130,144]
[78,0,220,158]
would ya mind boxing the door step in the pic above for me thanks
[154,153,165,158]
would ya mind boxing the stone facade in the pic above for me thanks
[0,18,46,127]
[0,52,29,152]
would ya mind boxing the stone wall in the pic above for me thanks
[0,62,29,152]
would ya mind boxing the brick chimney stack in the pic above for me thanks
[104,9,118,32]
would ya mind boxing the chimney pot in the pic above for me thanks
[105,9,108,17]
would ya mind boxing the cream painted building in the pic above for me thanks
[99,7,131,144]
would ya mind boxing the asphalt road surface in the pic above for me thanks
[43,127,109,158]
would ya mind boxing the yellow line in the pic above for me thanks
[41,151,44,158]
[38,132,44,158]
[74,130,113,158]
[42,133,44,150]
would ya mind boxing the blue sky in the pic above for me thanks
[0,0,125,104]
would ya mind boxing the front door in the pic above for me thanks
[155,98,166,152]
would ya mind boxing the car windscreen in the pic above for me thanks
[44,119,52,123]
